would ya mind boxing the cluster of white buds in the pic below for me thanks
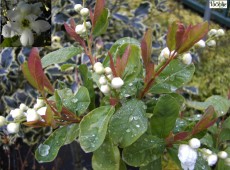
[74,4,91,37]
[208,28,225,37]
[0,98,47,134]
[182,53,192,65]
[93,62,124,94]
[195,39,206,48]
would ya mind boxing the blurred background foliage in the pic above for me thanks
[0,0,229,169]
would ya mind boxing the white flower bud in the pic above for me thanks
[208,29,217,37]
[10,109,24,119]
[182,53,192,65]
[207,154,218,166]
[107,74,113,80]
[225,158,230,166]
[93,62,104,74]
[218,151,228,159]
[100,85,110,94]
[207,40,216,47]
[85,21,91,29]
[74,4,83,12]
[7,123,20,134]
[189,138,201,149]
[178,144,197,170]
[111,77,124,89]
[80,8,89,17]
[99,76,107,85]
[159,47,170,61]
[202,148,213,160]
[19,103,28,112]
[104,67,112,75]
[27,109,41,122]
[217,29,225,37]
[37,107,47,116]
[195,40,206,48]
[75,24,86,35]
[0,116,6,127]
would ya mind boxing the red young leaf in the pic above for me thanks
[64,22,86,47]
[115,56,122,77]
[89,8,94,23]
[108,51,118,77]
[145,62,154,84]
[43,76,54,94]
[121,45,131,71]
[192,106,217,135]
[166,21,178,51]
[92,0,105,27]
[141,29,152,68]
[21,62,38,89]
[110,98,119,106]
[175,23,186,50]
[28,48,44,92]
[70,18,76,29]
[174,131,191,141]
[23,120,48,128]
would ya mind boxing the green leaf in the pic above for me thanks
[41,47,82,68]
[140,158,162,170]
[35,126,68,162]
[55,90,62,113]
[64,123,79,145]
[63,86,90,116]
[186,95,230,117]
[78,64,95,110]
[167,145,182,169]
[219,129,230,142]
[104,38,142,83]
[79,106,115,152]
[122,134,165,167]
[150,94,180,138]
[60,64,76,71]
[150,59,195,94]
[222,116,230,129]
[92,137,120,170]
[92,8,109,37]
[108,99,148,148]
[166,21,178,51]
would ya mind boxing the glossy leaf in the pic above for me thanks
[92,0,105,26]
[79,106,115,152]
[78,64,95,110]
[92,137,120,170]
[166,21,180,51]
[140,158,162,170]
[150,94,180,138]
[194,152,211,170]
[141,29,152,68]
[186,95,230,117]
[108,99,148,148]
[122,134,165,167]
[64,123,79,145]
[150,59,195,94]
[41,47,82,68]
[92,8,109,36]
[63,86,90,116]
[55,90,62,113]
[35,126,68,162]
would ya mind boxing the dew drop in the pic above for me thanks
[128,83,133,87]
[72,98,78,103]
[133,116,139,120]
[136,124,140,128]
[126,129,131,133]
[129,116,134,122]
[38,144,50,156]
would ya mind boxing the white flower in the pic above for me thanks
[207,40,216,47]
[217,29,225,37]
[10,109,24,119]
[74,4,83,12]
[0,116,6,127]
[159,47,170,61]
[2,2,50,46]
[7,123,20,134]
[99,76,107,85]
[182,53,192,65]
[75,24,86,35]
[19,103,28,112]
[111,77,124,89]
[178,144,197,170]
[34,98,45,109]
[207,154,218,166]
[26,109,41,122]
[100,85,110,94]
[93,62,104,74]
[37,107,47,116]
[85,21,91,29]
[189,138,201,149]
[218,151,228,159]
[201,148,213,160]
[104,67,112,75]
[195,40,206,48]
[80,8,89,17]
[208,29,217,37]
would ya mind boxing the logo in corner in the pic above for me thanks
[210,0,228,8]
